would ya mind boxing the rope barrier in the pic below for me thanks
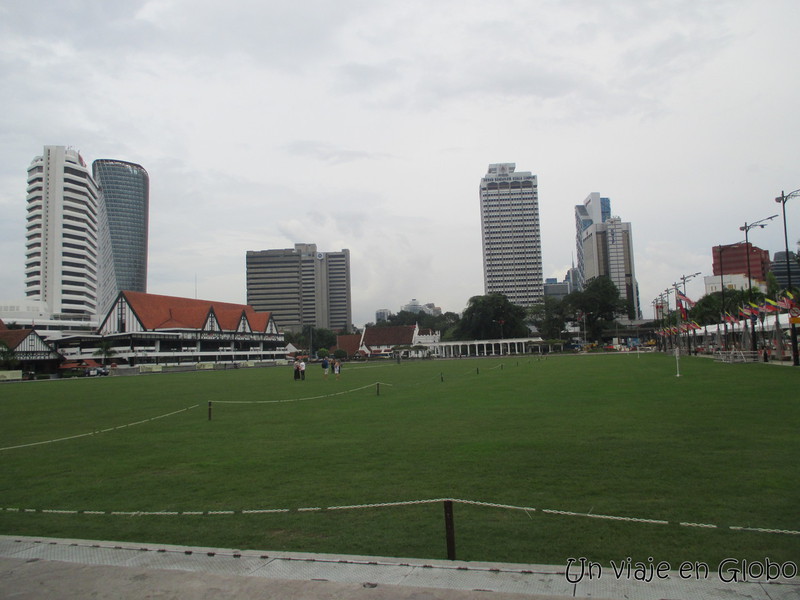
[0,405,199,452]
[213,382,385,404]
[3,498,796,536]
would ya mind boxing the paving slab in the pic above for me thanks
[1,535,798,600]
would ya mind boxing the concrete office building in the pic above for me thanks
[581,216,641,319]
[246,244,352,333]
[92,159,149,315]
[479,163,542,307]
[574,193,611,290]
[25,146,101,319]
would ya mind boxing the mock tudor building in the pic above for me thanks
[0,318,61,376]
[57,291,284,366]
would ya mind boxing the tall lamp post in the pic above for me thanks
[675,272,701,352]
[775,190,799,366]
[739,215,777,352]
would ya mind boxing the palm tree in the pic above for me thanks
[93,339,117,367]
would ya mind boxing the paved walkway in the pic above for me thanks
[1,535,798,599]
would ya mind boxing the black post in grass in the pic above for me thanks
[376,382,380,396]
[444,500,456,560]
[208,401,212,421]
[440,372,444,382]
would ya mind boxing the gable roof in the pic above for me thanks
[334,334,362,357]
[0,329,31,351]
[362,325,415,347]
[119,291,275,333]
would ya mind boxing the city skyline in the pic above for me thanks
[0,1,798,327]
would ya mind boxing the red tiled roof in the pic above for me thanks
[120,291,273,333]
[0,318,7,330]
[334,334,362,357]
[362,326,415,347]
[0,329,31,351]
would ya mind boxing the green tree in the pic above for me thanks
[93,339,116,366]
[0,340,18,370]
[453,294,528,340]
[316,348,330,360]
[528,297,567,340]
[690,288,752,325]
[564,277,626,343]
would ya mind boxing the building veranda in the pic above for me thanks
[57,291,285,369]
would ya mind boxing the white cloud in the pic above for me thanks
[1,0,798,328]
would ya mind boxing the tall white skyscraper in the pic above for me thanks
[479,163,542,307]
[25,146,100,318]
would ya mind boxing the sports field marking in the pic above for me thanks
[0,405,199,452]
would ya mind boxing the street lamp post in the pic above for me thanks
[675,272,701,353]
[739,215,777,352]
[775,190,799,366]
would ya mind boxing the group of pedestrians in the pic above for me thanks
[293,356,341,380]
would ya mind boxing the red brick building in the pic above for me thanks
[712,243,770,281]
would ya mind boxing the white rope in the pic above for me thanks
[0,405,199,452]
[213,383,381,404]
[4,498,796,535]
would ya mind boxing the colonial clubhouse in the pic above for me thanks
[58,291,285,367]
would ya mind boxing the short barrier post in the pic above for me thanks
[376,382,380,396]
[208,401,212,421]
[440,373,444,382]
[444,500,456,560]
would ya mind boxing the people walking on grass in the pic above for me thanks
[293,358,300,381]
[321,357,330,379]
[299,358,306,380]
[333,359,341,380]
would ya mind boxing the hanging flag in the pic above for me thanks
[763,298,780,313]
[676,290,695,307]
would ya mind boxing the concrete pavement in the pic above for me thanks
[1,535,798,599]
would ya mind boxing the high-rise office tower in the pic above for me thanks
[25,146,100,318]
[92,159,149,314]
[246,243,352,332]
[574,192,611,290]
[479,163,542,307]
[580,212,641,320]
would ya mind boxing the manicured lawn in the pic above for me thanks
[0,353,797,568]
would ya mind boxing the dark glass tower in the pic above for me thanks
[92,160,149,310]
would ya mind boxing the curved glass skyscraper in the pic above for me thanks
[92,159,149,313]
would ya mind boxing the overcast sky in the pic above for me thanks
[1,0,798,327]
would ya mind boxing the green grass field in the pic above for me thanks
[1,353,798,568]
